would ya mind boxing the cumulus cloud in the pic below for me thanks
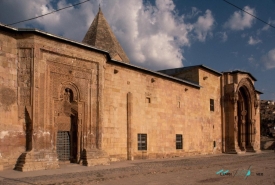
[262,19,275,31]
[248,36,262,45]
[192,10,214,42]
[0,0,215,70]
[216,32,228,42]
[224,6,256,31]
[261,48,275,69]
[0,0,96,41]
[186,7,202,19]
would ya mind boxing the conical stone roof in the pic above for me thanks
[82,7,130,63]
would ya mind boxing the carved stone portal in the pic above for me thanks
[234,80,256,153]
[54,87,80,163]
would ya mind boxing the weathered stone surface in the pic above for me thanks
[82,149,110,166]
[14,151,59,172]
[0,9,261,172]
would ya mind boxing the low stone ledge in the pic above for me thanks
[82,149,110,167]
[14,151,60,172]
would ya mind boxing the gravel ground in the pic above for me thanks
[0,151,274,185]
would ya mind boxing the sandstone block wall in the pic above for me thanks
[0,29,109,170]
[103,63,222,161]
[0,30,23,169]
[197,69,222,154]
[0,27,261,170]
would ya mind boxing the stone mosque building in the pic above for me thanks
[0,8,261,171]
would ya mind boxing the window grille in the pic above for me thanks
[176,134,183,149]
[56,131,70,161]
[138,134,147,150]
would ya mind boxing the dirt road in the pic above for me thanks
[0,151,274,185]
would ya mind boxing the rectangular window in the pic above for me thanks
[210,99,214,111]
[138,134,147,150]
[176,134,183,149]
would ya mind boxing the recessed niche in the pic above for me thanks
[146,97,151,103]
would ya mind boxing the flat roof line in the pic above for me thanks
[109,59,201,88]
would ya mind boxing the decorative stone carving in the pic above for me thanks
[241,110,247,116]
[18,48,32,107]
[254,93,259,115]
[230,91,238,104]
[234,116,238,132]
[250,119,257,134]
[234,115,238,145]
[250,119,256,126]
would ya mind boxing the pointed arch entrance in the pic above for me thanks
[54,83,84,163]
[234,78,256,152]
[237,86,251,151]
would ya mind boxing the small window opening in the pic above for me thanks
[210,99,214,111]
[176,134,183,149]
[138,134,147,150]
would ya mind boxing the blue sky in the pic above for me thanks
[0,0,275,100]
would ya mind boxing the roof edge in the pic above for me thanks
[0,23,18,31]
[256,90,263,94]
[158,64,222,76]
[198,65,222,76]
[222,70,257,81]
[0,24,111,57]
[109,59,201,89]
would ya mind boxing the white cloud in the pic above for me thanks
[262,19,275,31]
[192,10,214,42]
[101,0,194,70]
[248,36,262,45]
[224,6,256,31]
[186,7,202,19]
[261,48,275,69]
[0,0,96,41]
[0,0,215,70]
[216,32,228,42]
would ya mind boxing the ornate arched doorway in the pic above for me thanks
[234,79,256,152]
[54,83,83,163]
[237,86,251,151]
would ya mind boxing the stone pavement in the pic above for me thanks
[0,153,227,179]
[0,151,274,185]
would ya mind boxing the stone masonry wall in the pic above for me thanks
[31,34,105,152]
[175,68,199,85]
[197,69,222,154]
[103,63,222,161]
[0,30,108,170]
[0,30,23,169]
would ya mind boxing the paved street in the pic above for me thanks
[0,151,274,185]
